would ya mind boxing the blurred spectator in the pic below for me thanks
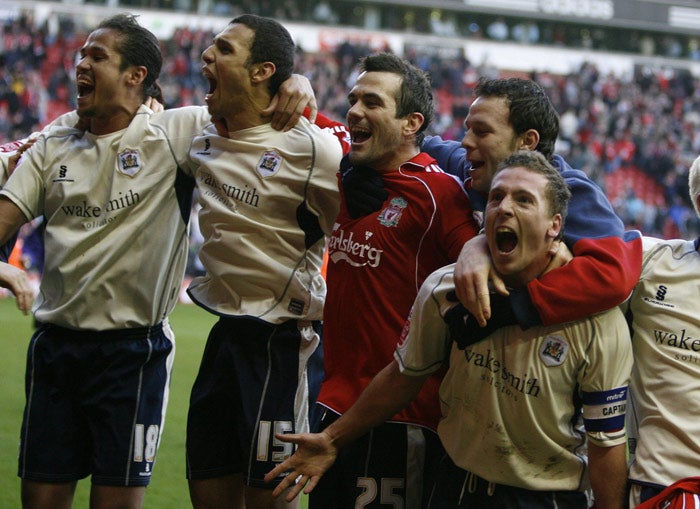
[512,21,539,44]
[1,9,699,254]
[486,17,508,41]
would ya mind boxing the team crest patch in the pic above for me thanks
[117,149,142,177]
[539,335,569,366]
[378,197,407,227]
[257,150,282,177]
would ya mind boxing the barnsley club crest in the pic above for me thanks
[378,196,407,227]
[117,149,142,177]
[539,335,570,366]
[257,150,282,177]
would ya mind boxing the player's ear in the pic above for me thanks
[127,65,148,87]
[547,213,562,239]
[518,129,540,152]
[251,62,275,84]
[402,112,425,138]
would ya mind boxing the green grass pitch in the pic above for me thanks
[0,298,309,508]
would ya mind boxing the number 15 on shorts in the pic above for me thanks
[257,420,293,462]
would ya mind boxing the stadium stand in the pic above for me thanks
[1,0,698,253]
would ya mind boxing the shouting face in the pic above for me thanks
[485,165,561,287]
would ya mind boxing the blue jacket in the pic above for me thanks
[422,135,642,327]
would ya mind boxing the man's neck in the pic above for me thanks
[375,145,420,174]
[87,103,141,136]
[223,94,272,134]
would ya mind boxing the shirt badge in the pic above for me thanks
[257,150,282,178]
[378,197,407,227]
[539,335,569,366]
[117,149,142,177]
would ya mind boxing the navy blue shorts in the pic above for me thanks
[19,322,174,487]
[426,454,589,509]
[186,316,323,488]
[309,409,444,509]
[628,481,665,507]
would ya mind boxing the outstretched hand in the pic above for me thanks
[264,431,338,502]
[263,74,318,132]
[453,234,508,327]
[0,262,33,315]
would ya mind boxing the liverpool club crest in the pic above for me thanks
[378,197,407,227]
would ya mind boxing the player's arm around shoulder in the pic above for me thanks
[421,135,468,180]
[152,105,212,176]
[302,117,344,235]
[44,110,80,129]
[0,133,52,223]
[153,105,211,138]
[523,165,643,325]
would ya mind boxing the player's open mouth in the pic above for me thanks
[206,76,217,96]
[469,160,485,170]
[203,69,217,99]
[76,76,94,98]
[496,227,518,253]
[350,127,371,143]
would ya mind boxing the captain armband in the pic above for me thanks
[581,386,628,434]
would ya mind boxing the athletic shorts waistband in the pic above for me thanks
[38,322,164,341]
[216,316,316,331]
[454,467,585,500]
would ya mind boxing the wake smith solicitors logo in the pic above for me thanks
[653,328,699,353]
[59,189,141,230]
[463,348,542,400]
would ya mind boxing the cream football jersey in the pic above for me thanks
[395,264,633,491]
[1,105,211,329]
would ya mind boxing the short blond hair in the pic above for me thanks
[690,155,700,218]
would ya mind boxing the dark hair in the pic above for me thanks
[97,14,163,103]
[496,150,571,233]
[475,78,559,161]
[359,52,434,146]
[230,14,295,97]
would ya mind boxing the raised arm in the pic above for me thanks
[524,167,642,326]
[263,73,318,131]
[421,135,470,182]
[452,162,642,336]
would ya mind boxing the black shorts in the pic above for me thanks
[426,454,589,509]
[19,322,174,486]
[309,409,444,509]
[186,316,323,488]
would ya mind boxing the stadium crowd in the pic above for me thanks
[1,12,699,508]
[2,10,699,252]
